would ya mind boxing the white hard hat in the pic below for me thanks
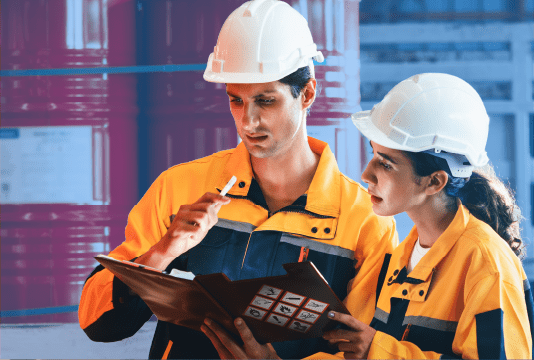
[203,0,324,84]
[352,73,490,177]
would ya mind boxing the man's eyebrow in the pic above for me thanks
[226,90,277,98]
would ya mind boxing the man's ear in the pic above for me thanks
[425,170,449,195]
[302,78,317,111]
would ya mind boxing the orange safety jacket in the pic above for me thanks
[78,137,398,359]
[310,204,533,359]
[368,204,533,359]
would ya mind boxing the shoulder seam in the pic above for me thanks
[458,225,500,275]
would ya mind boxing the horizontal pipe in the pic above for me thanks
[1,305,79,317]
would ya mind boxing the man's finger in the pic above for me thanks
[234,318,260,346]
[194,192,231,206]
[327,311,365,331]
[189,199,230,211]
[200,324,234,359]
[323,329,358,341]
[204,318,247,359]
[179,210,209,228]
[343,351,358,359]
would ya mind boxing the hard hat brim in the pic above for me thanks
[351,110,412,152]
[203,69,295,84]
[351,110,490,167]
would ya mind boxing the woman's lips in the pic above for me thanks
[370,195,383,204]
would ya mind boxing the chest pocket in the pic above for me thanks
[184,226,249,277]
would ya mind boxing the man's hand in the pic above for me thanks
[136,192,230,270]
[161,192,230,257]
[201,317,280,359]
[322,311,376,359]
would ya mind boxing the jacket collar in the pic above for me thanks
[218,137,341,218]
[393,203,470,283]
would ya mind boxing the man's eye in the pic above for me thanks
[257,99,274,105]
[379,160,392,170]
[230,98,242,103]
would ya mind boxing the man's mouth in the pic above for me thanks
[245,134,268,143]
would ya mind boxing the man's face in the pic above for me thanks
[226,81,305,159]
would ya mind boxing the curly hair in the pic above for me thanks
[405,151,525,260]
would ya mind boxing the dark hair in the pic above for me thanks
[405,151,525,260]
[278,66,316,114]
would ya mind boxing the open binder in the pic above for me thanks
[95,255,351,343]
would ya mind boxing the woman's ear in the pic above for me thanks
[302,78,317,111]
[425,170,449,195]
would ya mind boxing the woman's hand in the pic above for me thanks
[201,317,280,359]
[322,311,377,359]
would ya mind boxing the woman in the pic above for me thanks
[201,73,533,359]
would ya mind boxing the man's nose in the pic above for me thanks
[241,102,260,130]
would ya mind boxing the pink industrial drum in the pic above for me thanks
[1,0,138,323]
[139,0,244,187]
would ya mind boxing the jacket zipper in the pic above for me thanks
[401,324,412,341]
[241,232,253,270]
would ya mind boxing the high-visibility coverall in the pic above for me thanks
[310,204,533,359]
[78,137,398,359]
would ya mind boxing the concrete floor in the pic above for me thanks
[1,320,157,359]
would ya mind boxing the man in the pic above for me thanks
[78,0,397,358]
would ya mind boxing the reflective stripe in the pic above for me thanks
[215,218,256,233]
[162,340,173,360]
[403,315,458,332]
[373,307,390,323]
[524,278,531,291]
[280,234,355,260]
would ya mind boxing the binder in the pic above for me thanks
[95,255,351,343]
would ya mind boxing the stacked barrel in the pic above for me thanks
[1,0,138,323]
[137,0,241,189]
[1,0,362,324]
[288,0,363,180]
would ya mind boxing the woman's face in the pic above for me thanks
[361,141,428,217]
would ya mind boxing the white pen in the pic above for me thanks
[220,175,237,196]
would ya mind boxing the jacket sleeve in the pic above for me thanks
[78,172,173,341]
[344,216,399,325]
[366,272,533,359]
